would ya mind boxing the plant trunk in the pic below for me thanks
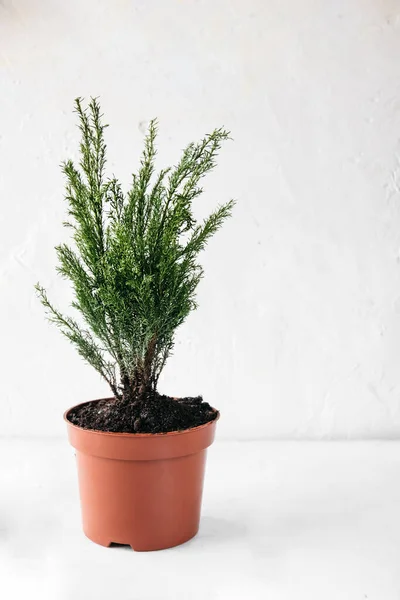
[115,335,158,407]
[121,376,152,405]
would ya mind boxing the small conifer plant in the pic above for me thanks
[36,98,234,433]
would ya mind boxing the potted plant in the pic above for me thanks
[36,98,234,551]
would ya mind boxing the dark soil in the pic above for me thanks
[67,393,217,434]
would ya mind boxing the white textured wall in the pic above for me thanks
[1,0,400,439]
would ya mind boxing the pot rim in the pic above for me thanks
[64,397,220,439]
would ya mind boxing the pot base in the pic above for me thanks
[84,527,199,552]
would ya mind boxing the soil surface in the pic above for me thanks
[67,393,217,434]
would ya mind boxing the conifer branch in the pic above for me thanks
[36,98,234,403]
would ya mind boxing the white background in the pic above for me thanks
[1,0,400,440]
[3,4,400,599]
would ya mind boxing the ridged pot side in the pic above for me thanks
[65,399,219,551]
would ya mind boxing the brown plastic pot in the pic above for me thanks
[64,398,219,551]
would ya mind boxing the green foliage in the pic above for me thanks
[36,98,234,402]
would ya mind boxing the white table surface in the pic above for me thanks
[1,438,399,600]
